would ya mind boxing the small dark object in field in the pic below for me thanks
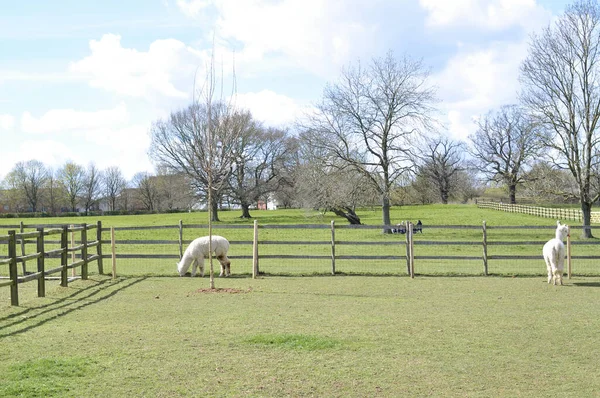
[414,220,423,233]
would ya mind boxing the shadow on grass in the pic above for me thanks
[572,282,600,288]
[0,276,146,338]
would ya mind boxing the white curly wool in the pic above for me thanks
[177,235,231,277]
[543,221,569,286]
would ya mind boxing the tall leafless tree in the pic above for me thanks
[8,160,49,212]
[416,135,466,204]
[521,0,600,237]
[58,161,86,212]
[149,46,241,287]
[82,163,103,215]
[302,51,436,231]
[469,105,542,204]
[229,116,294,219]
[133,172,160,211]
[44,168,63,215]
[104,166,127,212]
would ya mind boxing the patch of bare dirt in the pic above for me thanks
[192,287,252,294]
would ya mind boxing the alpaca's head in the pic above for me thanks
[555,220,569,241]
[177,260,188,276]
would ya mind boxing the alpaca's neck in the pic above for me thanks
[555,231,565,240]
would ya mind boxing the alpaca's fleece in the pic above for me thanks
[177,235,231,277]
[543,220,569,286]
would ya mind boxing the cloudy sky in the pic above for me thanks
[0,0,571,181]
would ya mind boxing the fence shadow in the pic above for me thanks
[572,282,600,288]
[0,276,146,338]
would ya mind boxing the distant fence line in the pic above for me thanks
[476,201,600,223]
[2,220,600,306]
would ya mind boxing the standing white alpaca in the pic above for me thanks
[543,220,569,285]
[177,235,231,277]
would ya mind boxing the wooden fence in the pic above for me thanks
[477,201,600,223]
[2,220,600,306]
[0,222,102,306]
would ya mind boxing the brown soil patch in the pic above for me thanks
[193,287,252,294]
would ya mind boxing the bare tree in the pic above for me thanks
[149,44,243,287]
[82,163,103,215]
[416,135,466,204]
[58,161,86,212]
[149,101,243,221]
[294,131,378,224]
[302,51,436,231]
[522,161,579,204]
[520,0,600,237]
[44,168,64,215]
[229,116,295,219]
[469,105,542,204]
[8,160,49,212]
[104,166,127,212]
[132,172,160,211]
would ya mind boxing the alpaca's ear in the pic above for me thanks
[557,220,561,227]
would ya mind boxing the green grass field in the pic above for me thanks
[1,205,600,396]
[2,274,600,397]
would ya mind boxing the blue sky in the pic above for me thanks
[0,0,573,181]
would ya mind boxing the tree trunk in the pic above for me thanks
[240,203,252,219]
[581,201,594,238]
[508,184,517,204]
[331,207,361,225]
[211,196,220,222]
[382,195,392,233]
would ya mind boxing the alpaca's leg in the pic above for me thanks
[544,258,552,284]
[199,257,205,277]
[191,259,198,277]
[217,255,230,277]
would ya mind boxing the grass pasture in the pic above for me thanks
[2,274,600,397]
[1,205,600,396]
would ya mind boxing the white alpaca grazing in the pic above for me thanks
[543,220,569,286]
[177,235,231,277]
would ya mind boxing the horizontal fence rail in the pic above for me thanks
[0,222,103,306]
[2,219,600,305]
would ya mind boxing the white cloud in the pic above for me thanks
[432,40,528,141]
[177,0,376,79]
[21,102,129,134]
[13,104,153,180]
[419,0,549,31]
[234,90,305,127]
[69,34,202,99]
[0,114,14,130]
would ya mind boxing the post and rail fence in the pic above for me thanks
[1,220,599,306]
[476,201,600,223]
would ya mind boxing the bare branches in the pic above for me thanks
[520,0,600,235]
[469,105,542,204]
[301,51,437,226]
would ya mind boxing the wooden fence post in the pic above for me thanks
[20,221,26,275]
[61,226,68,287]
[178,220,183,259]
[111,227,117,279]
[70,224,76,277]
[97,221,104,274]
[37,227,45,297]
[330,220,336,275]
[8,230,18,306]
[482,221,488,276]
[567,225,572,279]
[81,224,88,280]
[252,220,259,278]
[409,222,415,279]
[405,220,410,275]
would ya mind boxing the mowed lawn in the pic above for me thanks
[2,274,600,397]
